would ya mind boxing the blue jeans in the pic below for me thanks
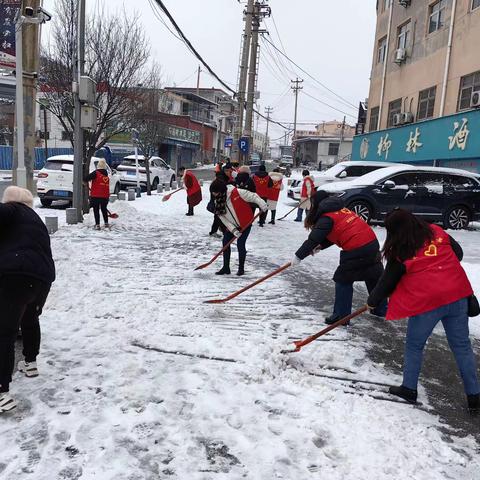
[403,298,480,395]
[333,280,388,319]
[295,208,309,221]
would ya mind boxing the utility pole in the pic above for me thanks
[196,65,201,96]
[73,0,86,222]
[291,77,303,167]
[233,0,255,164]
[338,115,346,162]
[263,106,273,158]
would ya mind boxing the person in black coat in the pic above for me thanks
[0,187,55,413]
[291,190,386,325]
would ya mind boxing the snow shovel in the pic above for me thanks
[162,188,183,202]
[107,210,119,219]
[204,262,292,303]
[194,212,262,271]
[278,197,311,221]
[281,306,368,354]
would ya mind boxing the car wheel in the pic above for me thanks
[347,201,372,223]
[170,175,176,187]
[114,182,120,195]
[443,206,470,230]
[151,178,159,190]
[40,199,52,207]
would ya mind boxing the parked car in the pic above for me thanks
[37,155,121,207]
[322,165,480,229]
[287,161,407,201]
[117,155,176,190]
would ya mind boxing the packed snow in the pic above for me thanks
[1,178,479,479]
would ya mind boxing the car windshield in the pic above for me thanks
[321,164,346,177]
[44,160,73,171]
[120,158,146,167]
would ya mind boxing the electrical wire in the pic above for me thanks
[147,0,183,42]
[302,90,356,120]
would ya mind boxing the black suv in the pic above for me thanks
[324,166,480,229]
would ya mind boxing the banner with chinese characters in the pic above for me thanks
[166,125,201,145]
[352,109,480,164]
[0,0,21,71]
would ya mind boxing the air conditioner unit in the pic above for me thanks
[399,0,411,7]
[394,48,407,64]
[402,112,414,124]
[393,113,403,127]
[471,91,480,108]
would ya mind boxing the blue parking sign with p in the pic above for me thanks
[238,137,250,154]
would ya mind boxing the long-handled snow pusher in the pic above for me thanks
[281,306,368,354]
[204,262,292,303]
[162,188,183,202]
[107,210,119,219]
[278,197,310,221]
[194,212,262,271]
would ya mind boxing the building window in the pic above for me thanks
[61,130,71,141]
[387,98,402,127]
[458,71,480,110]
[429,0,447,34]
[473,0,480,10]
[417,86,437,120]
[328,142,340,156]
[377,36,387,64]
[369,106,380,132]
[397,21,411,50]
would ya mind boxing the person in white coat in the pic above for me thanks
[210,179,267,276]
[267,168,284,225]
[295,170,315,222]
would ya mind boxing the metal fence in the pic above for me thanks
[0,146,74,170]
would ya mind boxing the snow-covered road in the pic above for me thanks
[1,185,479,479]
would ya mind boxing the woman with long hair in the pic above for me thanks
[292,190,386,324]
[368,209,479,411]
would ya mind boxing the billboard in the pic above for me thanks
[0,1,21,70]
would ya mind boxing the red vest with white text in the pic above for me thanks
[90,171,110,198]
[230,187,254,230]
[386,224,473,320]
[301,176,315,198]
[253,175,270,198]
[268,179,282,201]
[323,208,377,251]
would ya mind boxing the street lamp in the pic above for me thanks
[14,6,52,189]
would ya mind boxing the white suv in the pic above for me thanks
[37,155,121,207]
[117,155,176,190]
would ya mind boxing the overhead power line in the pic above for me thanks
[302,90,356,120]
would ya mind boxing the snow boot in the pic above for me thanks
[467,393,480,413]
[94,225,101,231]
[237,255,246,276]
[215,267,231,275]
[325,314,350,326]
[18,360,39,378]
[269,210,276,225]
[0,392,17,413]
[389,385,418,404]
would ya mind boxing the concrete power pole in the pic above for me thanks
[233,0,255,164]
[263,106,273,158]
[196,65,201,96]
[291,77,303,167]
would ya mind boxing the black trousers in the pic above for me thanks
[90,197,109,225]
[0,275,51,392]
[258,198,268,225]
[210,215,222,234]
[222,225,252,269]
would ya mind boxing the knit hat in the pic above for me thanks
[223,162,233,171]
[2,186,34,208]
[210,179,228,194]
[97,159,107,170]
[313,190,329,206]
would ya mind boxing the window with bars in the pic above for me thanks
[387,99,402,127]
[458,71,480,110]
[429,0,447,34]
[417,86,436,120]
[397,21,411,50]
[377,36,387,64]
[328,143,340,156]
[369,107,379,132]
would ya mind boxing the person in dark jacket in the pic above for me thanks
[0,187,56,414]
[291,190,387,325]
[252,165,273,227]
[85,159,110,230]
[367,209,479,410]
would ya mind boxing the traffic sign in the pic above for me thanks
[224,137,233,148]
[238,137,250,154]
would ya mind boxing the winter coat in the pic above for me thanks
[217,185,267,234]
[183,170,202,207]
[86,169,110,199]
[0,202,55,284]
[235,172,256,193]
[295,197,383,283]
[300,175,315,210]
[252,171,273,199]
[267,171,284,210]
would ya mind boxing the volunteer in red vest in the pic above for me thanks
[252,165,273,227]
[367,209,479,410]
[179,167,202,216]
[267,168,284,225]
[85,159,110,230]
[291,190,387,324]
[209,179,267,276]
[294,170,315,222]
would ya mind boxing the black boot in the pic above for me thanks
[216,266,231,275]
[467,393,480,413]
[186,205,194,216]
[216,249,231,275]
[389,385,418,404]
[324,314,350,326]
[268,210,276,225]
[237,253,246,276]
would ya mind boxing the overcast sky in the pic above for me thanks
[42,0,377,144]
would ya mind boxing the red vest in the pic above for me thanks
[253,175,270,198]
[230,187,254,230]
[386,224,473,320]
[301,176,315,198]
[90,171,110,198]
[268,179,282,201]
[323,208,377,251]
[184,170,201,197]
